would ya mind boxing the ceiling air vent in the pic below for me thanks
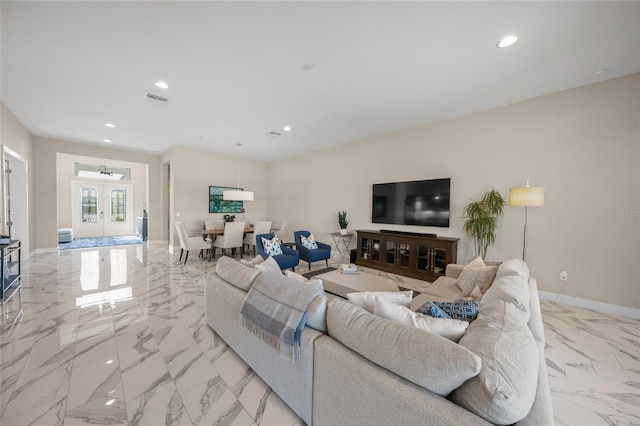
[266,131,282,137]
[144,92,168,103]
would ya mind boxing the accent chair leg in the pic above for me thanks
[179,248,183,261]
[184,251,189,264]
[325,259,329,267]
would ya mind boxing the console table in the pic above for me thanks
[331,232,354,262]
[1,240,22,299]
[356,230,458,282]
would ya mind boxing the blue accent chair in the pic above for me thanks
[294,230,332,271]
[255,233,299,272]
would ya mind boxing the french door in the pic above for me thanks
[72,182,133,238]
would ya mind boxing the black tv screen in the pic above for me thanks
[372,178,451,227]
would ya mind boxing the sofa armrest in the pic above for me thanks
[446,263,465,278]
[281,245,300,259]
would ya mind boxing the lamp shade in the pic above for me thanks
[509,186,545,207]
[223,190,254,201]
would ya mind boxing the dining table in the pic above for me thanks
[201,227,253,261]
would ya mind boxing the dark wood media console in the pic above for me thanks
[356,230,459,282]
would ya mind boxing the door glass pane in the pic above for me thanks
[81,187,98,223]
[111,189,126,222]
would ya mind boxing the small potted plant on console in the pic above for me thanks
[338,211,349,235]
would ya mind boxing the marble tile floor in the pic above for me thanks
[0,244,638,425]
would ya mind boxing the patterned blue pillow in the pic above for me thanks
[300,234,318,250]
[435,299,480,321]
[261,236,283,256]
[417,301,452,319]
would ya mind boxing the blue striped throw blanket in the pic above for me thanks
[240,273,324,362]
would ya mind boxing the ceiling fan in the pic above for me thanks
[98,164,113,176]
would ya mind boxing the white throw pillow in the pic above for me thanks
[346,291,413,313]
[373,297,469,342]
[261,236,283,256]
[300,233,318,250]
[456,257,497,297]
[255,256,281,273]
[285,270,323,287]
[240,255,265,268]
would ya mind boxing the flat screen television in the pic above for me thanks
[372,178,451,227]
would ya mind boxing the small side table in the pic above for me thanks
[331,232,354,262]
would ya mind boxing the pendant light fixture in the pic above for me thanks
[223,145,254,201]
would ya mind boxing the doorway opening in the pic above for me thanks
[3,148,29,259]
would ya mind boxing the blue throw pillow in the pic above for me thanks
[417,301,452,319]
[435,299,480,321]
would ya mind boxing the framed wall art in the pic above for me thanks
[209,186,244,213]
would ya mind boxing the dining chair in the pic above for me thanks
[244,221,272,257]
[271,219,286,233]
[175,222,210,264]
[204,219,224,230]
[212,221,245,259]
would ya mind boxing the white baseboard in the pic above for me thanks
[539,291,640,320]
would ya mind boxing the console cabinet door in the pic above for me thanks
[358,234,382,266]
[356,230,458,282]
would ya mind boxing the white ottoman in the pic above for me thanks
[58,228,74,243]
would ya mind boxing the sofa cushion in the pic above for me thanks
[420,276,482,302]
[255,256,281,274]
[495,258,530,282]
[261,236,283,256]
[285,270,322,288]
[327,299,481,396]
[450,300,538,425]
[306,295,328,333]
[300,233,318,250]
[282,271,328,332]
[416,301,451,318]
[372,297,469,342]
[481,274,531,322]
[346,291,413,313]
[251,271,329,333]
[240,255,265,267]
[216,256,261,291]
[456,257,498,296]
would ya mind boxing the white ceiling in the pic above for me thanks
[2,1,640,162]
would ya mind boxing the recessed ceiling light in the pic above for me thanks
[195,136,202,140]
[266,131,282,137]
[103,139,112,143]
[593,68,607,76]
[283,126,291,132]
[497,35,518,49]
[105,123,115,128]
[236,142,242,146]
[302,62,314,71]
[155,81,168,89]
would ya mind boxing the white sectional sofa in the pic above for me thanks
[204,256,554,426]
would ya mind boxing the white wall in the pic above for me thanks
[56,153,149,233]
[161,146,268,249]
[33,137,162,248]
[267,74,640,310]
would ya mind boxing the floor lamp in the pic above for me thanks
[509,180,545,261]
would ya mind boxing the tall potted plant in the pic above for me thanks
[463,189,506,259]
[338,211,349,235]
